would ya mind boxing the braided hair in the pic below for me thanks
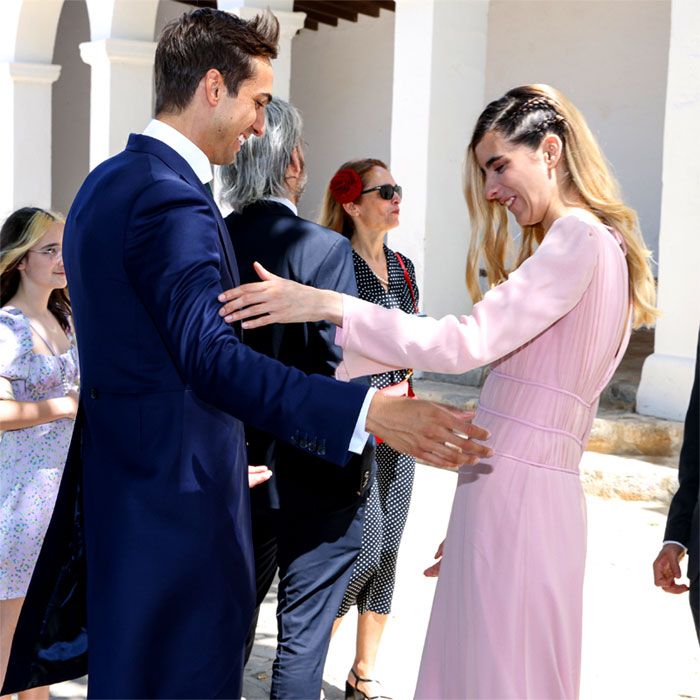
[463,84,657,328]
[474,92,568,150]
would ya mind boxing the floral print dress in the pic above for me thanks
[0,307,78,599]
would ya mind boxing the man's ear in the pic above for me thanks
[203,68,224,107]
[289,147,302,178]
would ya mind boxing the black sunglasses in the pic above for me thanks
[360,183,403,200]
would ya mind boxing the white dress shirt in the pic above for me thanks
[141,121,375,454]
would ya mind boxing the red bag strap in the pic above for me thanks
[394,252,419,314]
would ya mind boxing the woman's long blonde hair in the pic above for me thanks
[464,84,658,328]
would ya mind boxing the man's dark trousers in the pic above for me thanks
[247,499,365,697]
[227,200,373,698]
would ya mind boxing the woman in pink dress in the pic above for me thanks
[219,84,658,698]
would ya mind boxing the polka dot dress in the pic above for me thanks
[337,246,419,617]
[0,307,78,599]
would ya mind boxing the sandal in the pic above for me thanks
[344,667,393,700]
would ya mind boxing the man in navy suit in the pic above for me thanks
[653,328,699,642]
[222,98,372,698]
[1,9,490,700]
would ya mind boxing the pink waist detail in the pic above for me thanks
[477,403,584,448]
[490,449,580,475]
[489,369,593,407]
[475,370,597,473]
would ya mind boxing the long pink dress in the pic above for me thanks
[335,214,631,699]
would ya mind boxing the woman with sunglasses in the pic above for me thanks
[0,207,79,699]
[219,85,658,698]
[318,159,418,700]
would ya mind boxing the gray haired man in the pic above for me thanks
[222,99,372,699]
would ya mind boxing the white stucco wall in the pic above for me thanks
[51,0,91,215]
[290,11,395,222]
[485,0,671,270]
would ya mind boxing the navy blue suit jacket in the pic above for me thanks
[227,201,373,513]
[2,135,368,699]
[665,329,699,580]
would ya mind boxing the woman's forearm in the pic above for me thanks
[219,268,346,329]
[317,289,344,327]
[0,396,77,431]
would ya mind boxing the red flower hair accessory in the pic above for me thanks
[329,168,364,204]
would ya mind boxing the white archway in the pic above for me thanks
[0,0,65,215]
[52,0,91,215]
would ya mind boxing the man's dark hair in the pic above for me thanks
[155,8,279,115]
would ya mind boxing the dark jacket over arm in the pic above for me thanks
[664,329,700,580]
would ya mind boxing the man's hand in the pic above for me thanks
[424,539,445,578]
[653,543,689,594]
[248,465,272,489]
[366,392,492,470]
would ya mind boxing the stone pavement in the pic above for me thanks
[50,457,698,700]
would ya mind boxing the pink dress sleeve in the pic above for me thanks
[335,215,599,380]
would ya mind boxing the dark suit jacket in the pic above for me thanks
[2,135,368,699]
[226,200,372,513]
[665,329,700,581]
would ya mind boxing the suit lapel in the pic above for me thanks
[204,189,240,289]
[126,134,240,289]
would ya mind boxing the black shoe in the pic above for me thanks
[344,667,393,700]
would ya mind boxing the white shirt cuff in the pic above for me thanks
[663,540,688,551]
[348,387,377,454]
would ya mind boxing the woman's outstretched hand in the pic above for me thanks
[219,262,344,329]
[424,539,445,577]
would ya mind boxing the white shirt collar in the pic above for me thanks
[265,196,298,216]
[142,119,213,185]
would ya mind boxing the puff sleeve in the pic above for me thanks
[0,309,31,382]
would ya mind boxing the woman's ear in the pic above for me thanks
[541,134,563,169]
[342,201,359,218]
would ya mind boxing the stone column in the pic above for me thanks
[388,0,489,320]
[0,61,61,215]
[637,0,700,421]
[79,39,156,170]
